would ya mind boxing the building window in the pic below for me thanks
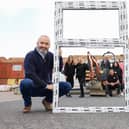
[12,65,22,71]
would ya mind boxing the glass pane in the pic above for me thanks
[59,47,125,107]
[63,10,119,39]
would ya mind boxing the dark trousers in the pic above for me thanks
[78,78,85,97]
[119,78,124,92]
[66,76,74,88]
[107,84,120,96]
[20,79,71,106]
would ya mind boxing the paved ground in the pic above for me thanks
[0,91,129,129]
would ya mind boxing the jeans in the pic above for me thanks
[20,79,71,106]
[107,84,120,96]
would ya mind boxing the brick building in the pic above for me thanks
[0,57,24,85]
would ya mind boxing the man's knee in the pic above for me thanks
[59,81,72,92]
[20,79,33,90]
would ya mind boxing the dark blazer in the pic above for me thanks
[24,48,53,88]
[64,63,75,77]
[76,63,89,79]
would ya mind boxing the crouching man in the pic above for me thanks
[106,69,120,96]
[20,35,71,113]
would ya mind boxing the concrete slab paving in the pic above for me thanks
[0,92,129,129]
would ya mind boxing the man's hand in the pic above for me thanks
[110,82,115,86]
[46,84,53,90]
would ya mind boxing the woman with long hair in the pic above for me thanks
[64,55,76,97]
[113,61,123,94]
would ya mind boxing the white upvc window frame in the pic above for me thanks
[53,1,129,113]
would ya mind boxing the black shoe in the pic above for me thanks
[66,93,72,97]
[109,94,112,97]
[79,95,85,98]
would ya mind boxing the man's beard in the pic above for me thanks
[39,48,48,55]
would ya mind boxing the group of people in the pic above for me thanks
[63,54,124,98]
[101,57,124,97]
[19,35,124,113]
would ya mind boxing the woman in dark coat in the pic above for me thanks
[64,55,76,97]
[112,61,123,93]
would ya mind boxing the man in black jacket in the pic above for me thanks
[106,69,120,96]
[20,35,71,113]
[76,57,89,97]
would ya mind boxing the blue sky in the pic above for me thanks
[0,0,54,58]
[0,0,128,58]
[0,9,37,32]
[0,8,43,58]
